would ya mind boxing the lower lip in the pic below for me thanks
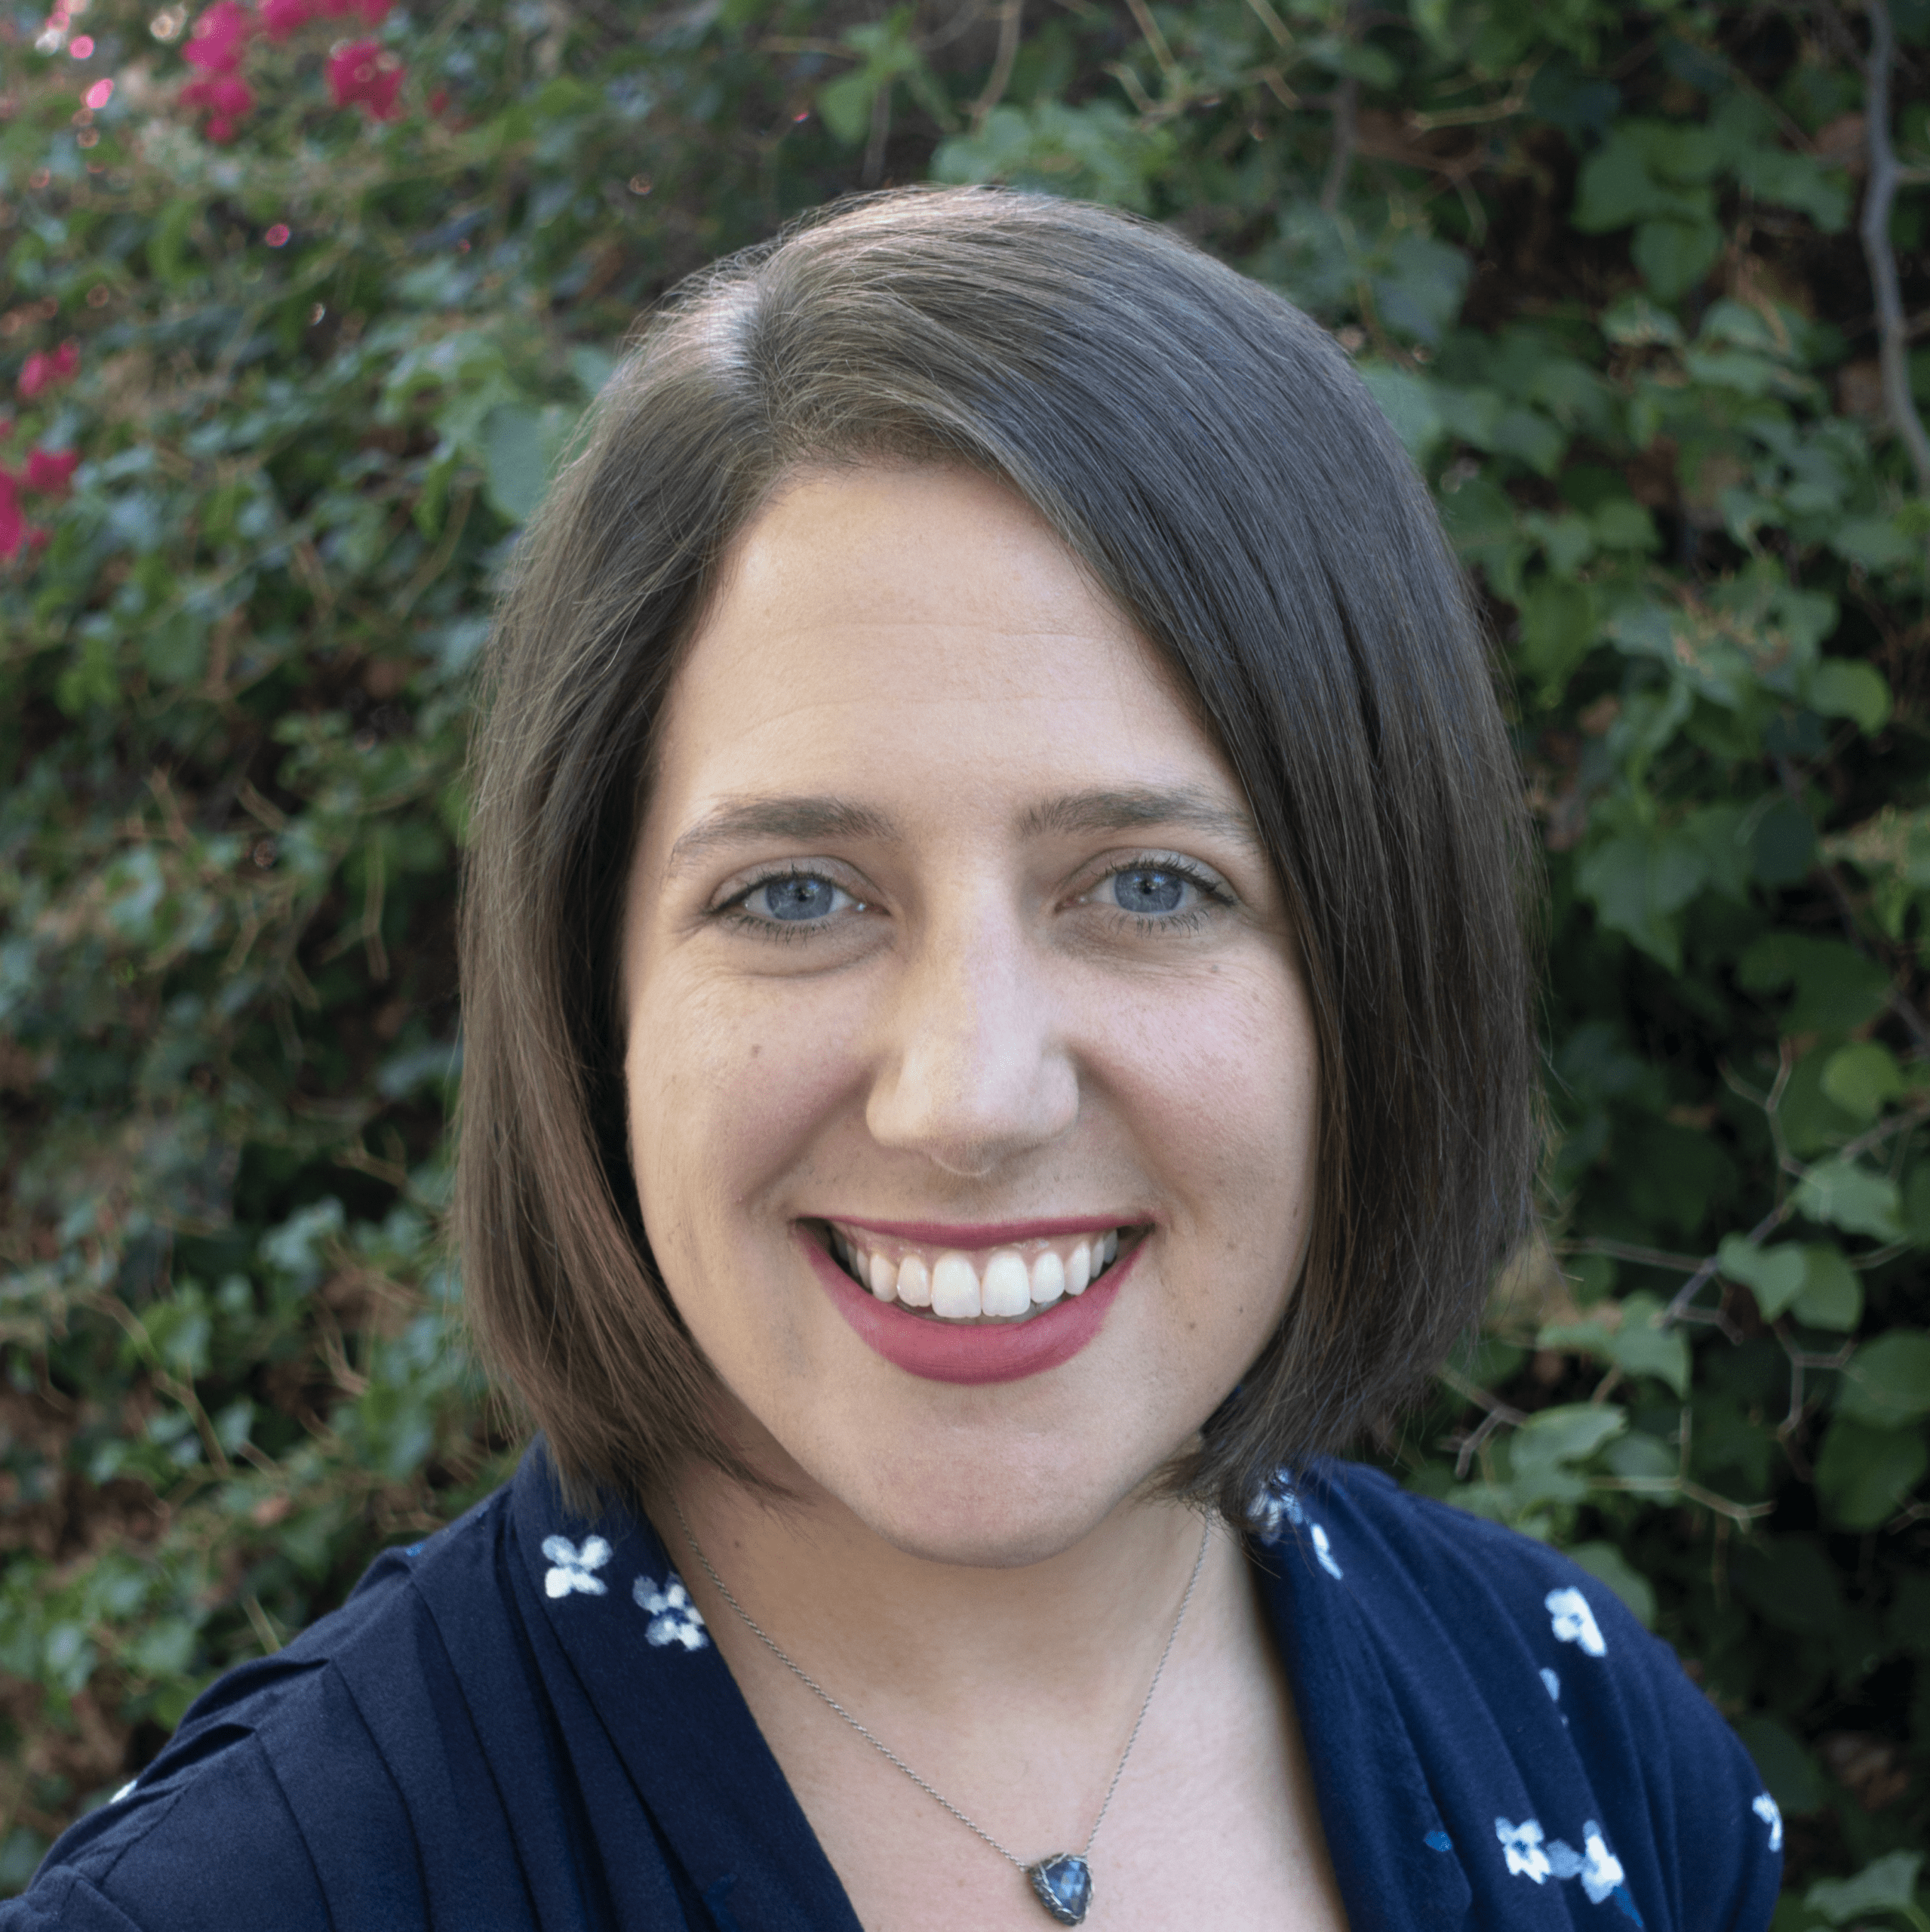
[803,1233,1135,1385]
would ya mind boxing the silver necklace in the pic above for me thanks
[674,1501,1212,1927]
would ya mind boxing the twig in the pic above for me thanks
[1589,1475,1775,1524]
[1242,0,1292,52]
[970,0,1022,129]
[1858,0,1930,501]
[1659,1200,1788,1330]
[1558,1237,1707,1273]
[1123,0,1176,78]
[862,78,893,188]
[1320,6,1360,214]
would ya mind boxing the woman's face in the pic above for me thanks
[622,466,1318,1565]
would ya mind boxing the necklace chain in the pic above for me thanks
[672,1500,1212,1875]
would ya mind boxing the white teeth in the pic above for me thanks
[1030,1251,1065,1306]
[1065,1241,1091,1296]
[829,1226,1129,1320]
[930,1252,982,1319]
[982,1251,1031,1318]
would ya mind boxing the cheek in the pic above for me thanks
[1105,958,1317,1208]
[625,968,863,1277]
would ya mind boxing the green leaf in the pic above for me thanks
[1816,1416,1928,1526]
[1790,1244,1862,1332]
[1358,365,1445,462]
[1794,1161,1904,1241]
[1737,934,1892,1032]
[1750,796,1817,886]
[482,403,576,525]
[1717,1235,1807,1320]
[1564,1540,1657,1627]
[1631,218,1723,300]
[1736,1715,1828,1815]
[1600,295,1684,347]
[1517,576,1599,694]
[1575,830,1706,971]
[1821,1041,1904,1121]
[1806,1854,1927,1926]
[1511,1403,1627,1472]
[1836,1330,1930,1426]
[1830,515,1917,573]
[816,69,879,146]
[1806,657,1894,734]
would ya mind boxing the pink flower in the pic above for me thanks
[180,71,254,140]
[326,38,402,118]
[257,0,314,38]
[0,469,23,560]
[17,340,79,401]
[83,77,114,109]
[25,448,79,496]
[183,0,255,74]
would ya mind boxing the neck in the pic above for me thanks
[657,1451,1222,1730]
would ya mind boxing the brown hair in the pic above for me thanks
[456,186,1539,1518]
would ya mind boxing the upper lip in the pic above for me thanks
[815,1214,1145,1245]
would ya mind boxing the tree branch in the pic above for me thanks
[1860,0,1930,500]
[970,0,1022,130]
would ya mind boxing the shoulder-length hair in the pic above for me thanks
[456,185,1538,1519]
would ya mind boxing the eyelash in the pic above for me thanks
[713,867,866,943]
[712,854,1233,940]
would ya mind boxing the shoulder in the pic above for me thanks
[1,1491,517,1932]
[1256,1461,1782,1931]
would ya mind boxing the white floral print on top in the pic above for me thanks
[1495,1817,1642,1921]
[1250,1472,1344,1580]
[1496,1816,1553,1882]
[1248,1471,1305,1540]
[542,1535,612,1598]
[1546,1585,1607,1656]
[633,1571,709,1651]
[1752,1792,1783,1852]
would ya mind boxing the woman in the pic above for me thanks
[5,189,1780,1931]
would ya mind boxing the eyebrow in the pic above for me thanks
[665,798,899,875]
[1016,786,1264,856]
[662,784,1263,876]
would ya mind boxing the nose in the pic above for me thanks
[863,899,1080,1179]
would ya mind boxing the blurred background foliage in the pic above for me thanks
[1,0,1928,1915]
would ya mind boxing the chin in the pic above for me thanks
[770,1407,1186,1571]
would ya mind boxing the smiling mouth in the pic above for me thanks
[814,1220,1142,1324]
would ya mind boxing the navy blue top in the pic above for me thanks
[3,1446,1781,1931]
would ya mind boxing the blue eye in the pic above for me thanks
[730,877,862,927]
[736,875,855,924]
[1108,867,1190,915]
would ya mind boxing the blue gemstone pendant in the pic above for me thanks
[1027,1854,1093,1925]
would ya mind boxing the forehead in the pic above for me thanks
[652,466,1222,810]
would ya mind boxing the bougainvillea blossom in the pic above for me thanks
[180,72,254,141]
[17,341,79,402]
[0,469,23,560]
[25,449,80,497]
[327,38,403,118]
[257,0,314,39]
[182,0,255,74]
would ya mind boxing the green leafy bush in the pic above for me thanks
[2,0,1926,1909]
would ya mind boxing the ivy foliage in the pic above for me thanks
[2,0,1928,1912]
